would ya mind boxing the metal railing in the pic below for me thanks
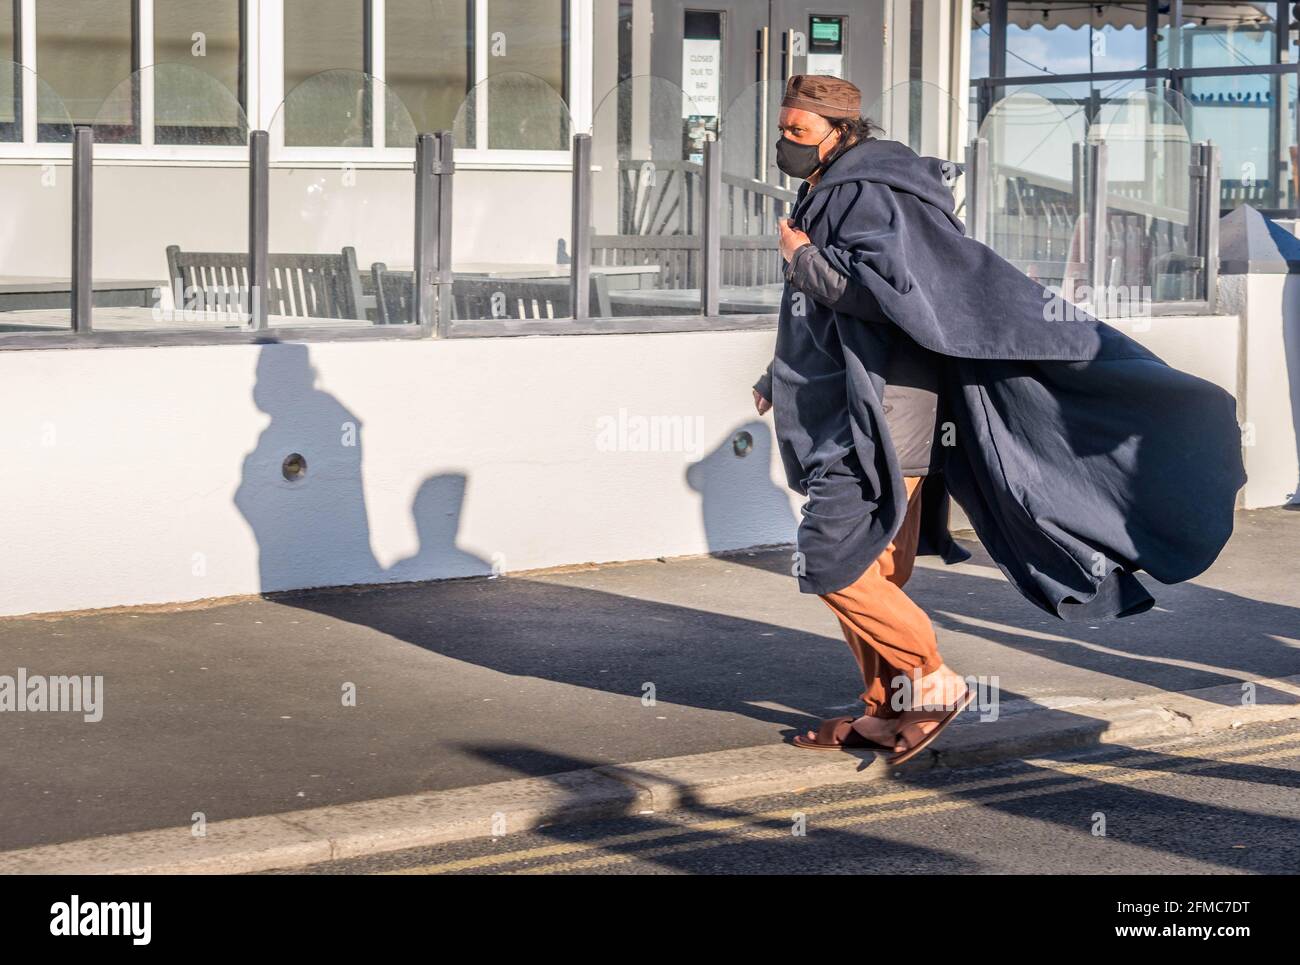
[8,122,1228,349]
[7,126,779,349]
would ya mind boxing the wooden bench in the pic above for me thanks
[590,235,781,289]
[165,245,374,320]
[368,268,613,322]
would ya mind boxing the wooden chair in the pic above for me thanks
[368,270,612,322]
[450,275,612,320]
[165,245,373,320]
[590,234,781,288]
[368,263,416,324]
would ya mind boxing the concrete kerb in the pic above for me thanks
[4,673,1298,874]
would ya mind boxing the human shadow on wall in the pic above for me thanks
[235,343,387,592]
[235,344,497,591]
[685,418,797,575]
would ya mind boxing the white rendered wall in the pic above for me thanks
[0,329,795,617]
[1221,273,1300,510]
[0,310,1278,618]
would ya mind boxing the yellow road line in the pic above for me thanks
[517,744,1300,875]
[382,731,1300,875]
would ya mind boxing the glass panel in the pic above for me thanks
[591,76,705,319]
[90,68,250,333]
[36,0,133,141]
[976,3,1155,81]
[715,79,805,315]
[978,88,1087,300]
[385,0,471,139]
[1185,70,1296,213]
[486,0,568,150]
[0,68,74,333]
[865,80,968,160]
[269,72,418,326]
[1091,89,1196,310]
[451,73,573,320]
[1157,2,1280,68]
[277,68,406,149]
[0,2,14,141]
[1088,24,1150,73]
[284,0,365,146]
[1006,15,1091,75]
[154,0,244,145]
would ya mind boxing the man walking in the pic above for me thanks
[752,75,1243,764]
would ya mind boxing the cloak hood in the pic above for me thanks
[817,137,965,233]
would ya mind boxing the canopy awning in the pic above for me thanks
[972,2,1277,31]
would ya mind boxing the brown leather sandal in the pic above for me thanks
[887,687,975,765]
[792,715,895,751]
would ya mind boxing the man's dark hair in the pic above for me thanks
[818,115,884,171]
[830,115,885,145]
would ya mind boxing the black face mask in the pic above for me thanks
[775,128,837,179]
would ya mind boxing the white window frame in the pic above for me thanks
[266,0,591,168]
[0,0,253,163]
[0,0,593,169]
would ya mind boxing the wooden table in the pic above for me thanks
[0,277,163,312]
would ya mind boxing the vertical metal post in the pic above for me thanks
[1145,0,1159,69]
[570,132,593,320]
[1070,140,1085,304]
[1087,140,1108,307]
[701,137,721,316]
[1187,141,1205,293]
[758,26,770,181]
[434,130,455,337]
[248,129,269,330]
[1202,141,1220,312]
[988,0,1007,106]
[414,132,437,333]
[71,126,93,333]
[1071,141,1085,220]
[965,136,988,245]
[1169,0,1184,70]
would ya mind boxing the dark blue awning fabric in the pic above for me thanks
[770,137,1245,621]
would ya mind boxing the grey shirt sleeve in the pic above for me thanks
[753,359,773,401]
[785,242,883,319]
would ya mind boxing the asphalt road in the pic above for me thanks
[4,507,1297,853]
[285,719,1300,875]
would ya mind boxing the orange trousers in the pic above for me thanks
[818,475,942,719]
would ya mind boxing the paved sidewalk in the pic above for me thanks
[1,507,1297,860]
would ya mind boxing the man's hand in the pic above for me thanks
[779,217,812,263]
[753,389,771,415]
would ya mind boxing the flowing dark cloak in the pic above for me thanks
[770,137,1245,620]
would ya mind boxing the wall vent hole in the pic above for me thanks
[282,453,308,481]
